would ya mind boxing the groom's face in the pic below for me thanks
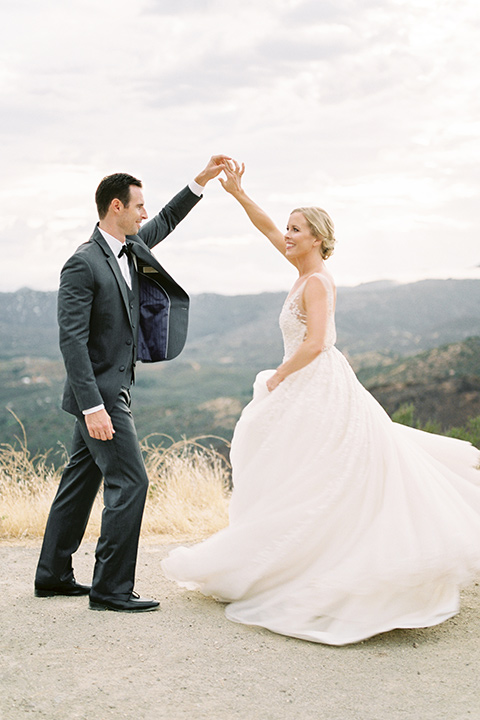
[118,185,148,235]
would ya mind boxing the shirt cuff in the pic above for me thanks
[188,179,205,197]
[83,404,105,415]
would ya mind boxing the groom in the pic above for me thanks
[34,155,230,612]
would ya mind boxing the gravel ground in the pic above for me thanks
[1,540,479,720]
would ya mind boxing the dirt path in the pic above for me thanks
[1,541,479,720]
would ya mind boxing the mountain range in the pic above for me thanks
[1,279,480,458]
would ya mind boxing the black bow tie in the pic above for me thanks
[118,242,134,259]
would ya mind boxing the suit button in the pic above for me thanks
[126,339,132,345]
[119,365,125,372]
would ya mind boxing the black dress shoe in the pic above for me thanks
[89,591,159,613]
[35,580,91,597]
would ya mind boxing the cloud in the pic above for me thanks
[144,0,213,14]
[0,0,479,294]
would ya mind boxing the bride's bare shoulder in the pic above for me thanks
[306,271,336,293]
[303,272,337,312]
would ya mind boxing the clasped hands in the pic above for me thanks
[194,154,233,187]
[192,154,245,195]
[194,155,247,194]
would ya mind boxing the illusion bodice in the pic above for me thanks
[279,274,337,360]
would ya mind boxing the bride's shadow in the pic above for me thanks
[174,584,479,654]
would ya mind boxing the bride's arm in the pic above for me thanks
[267,276,330,392]
[219,161,287,259]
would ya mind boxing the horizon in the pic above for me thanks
[3,272,480,300]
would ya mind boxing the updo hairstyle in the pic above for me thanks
[292,206,336,259]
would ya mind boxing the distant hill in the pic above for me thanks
[2,278,480,362]
[357,336,480,427]
[1,279,480,458]
[0,289,58,359]
[336,279,480,356]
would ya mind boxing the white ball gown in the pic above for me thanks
[162,274,480,646]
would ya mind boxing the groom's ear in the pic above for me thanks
[110,198,124,214]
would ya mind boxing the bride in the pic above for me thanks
[162,161,480,646]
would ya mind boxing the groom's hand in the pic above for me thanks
[85,409,115,441]
[194,155,231,186]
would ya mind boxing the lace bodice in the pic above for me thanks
[279,274,337,360]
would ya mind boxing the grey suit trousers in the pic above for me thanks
[35,388,148,600]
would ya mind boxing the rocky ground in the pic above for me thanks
[1,540,479,720]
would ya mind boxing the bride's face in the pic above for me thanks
[284,212,320,258]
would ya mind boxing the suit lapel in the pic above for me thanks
[91,228,133,325]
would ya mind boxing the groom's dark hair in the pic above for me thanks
[95,173,143,219]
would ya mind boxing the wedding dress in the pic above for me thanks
[162,274,480,645]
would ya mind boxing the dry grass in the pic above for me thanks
[141,434,230,540]
[0,415,230,542]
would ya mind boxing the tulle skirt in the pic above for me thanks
[162,347,480,645]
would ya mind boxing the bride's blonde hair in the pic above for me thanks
[292,207,336,259]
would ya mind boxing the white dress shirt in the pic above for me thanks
[98,228,132,288]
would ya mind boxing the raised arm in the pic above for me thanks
[219,161,288,259]
[139,155,232,250]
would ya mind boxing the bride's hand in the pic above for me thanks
[266,372,283,392]
[219,159,245,196]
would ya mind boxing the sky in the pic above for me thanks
[1,0,479,295]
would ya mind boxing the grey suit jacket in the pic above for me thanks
[58,185,201,416]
